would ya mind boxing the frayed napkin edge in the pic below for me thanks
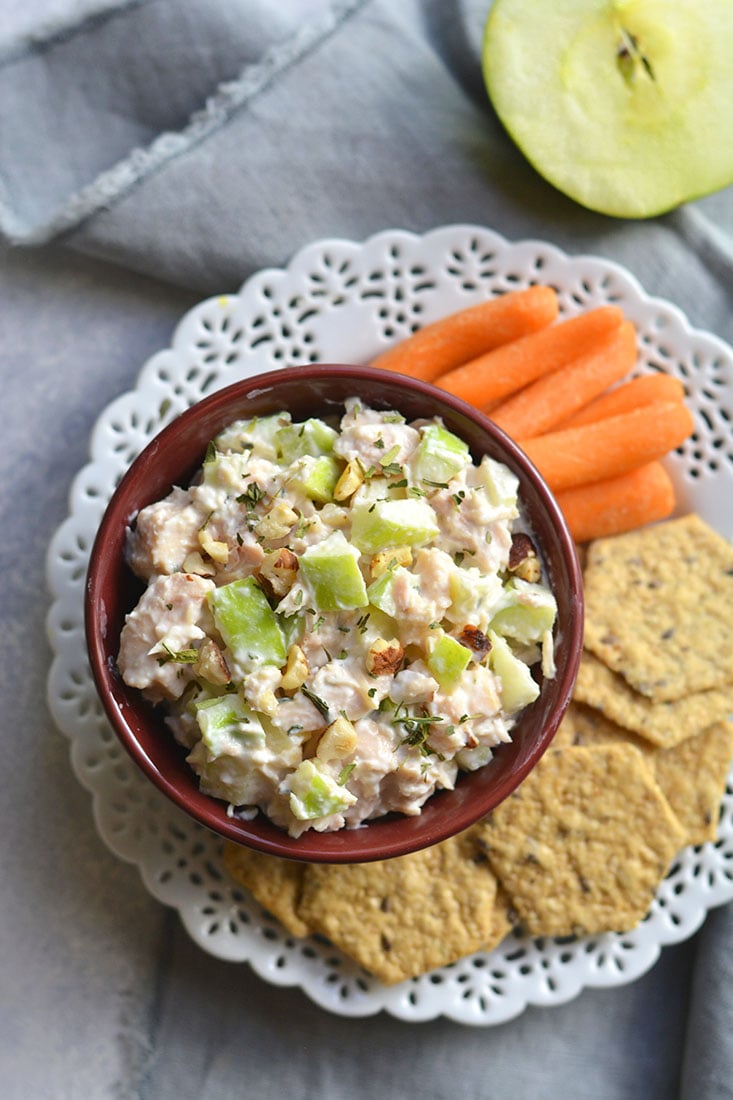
[0,0,369,247]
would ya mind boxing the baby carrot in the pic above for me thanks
[520,400,694,492]
[437,305,624,407]
[556,463,676,543]
[370,285,558,382]
[490,320,637,440]
[556,372,686,431]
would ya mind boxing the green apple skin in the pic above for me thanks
[194,695,265,754]
[366,567,404,618]
[413,424,470,484]
[479,456,519,512]
[276,418,338,462]
[350,499,440,555]
[483,0,733,218]
[214,414,285,458]
[288,759,357,820]
[488,631,541,713]
[489,578,558,644]
[210,577,287,667]
[299,531,369,611]
[289,455,341,503]
[427,634,473,692]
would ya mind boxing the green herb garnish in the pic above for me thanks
[301,685,330,718]
[395,712,445,757]
[337,763,356,786]
[156,642,199,666]
[237,481,265,509]
[380,462,403,478]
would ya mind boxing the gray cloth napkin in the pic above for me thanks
[4,0,732,303]
[2,1,732,1095]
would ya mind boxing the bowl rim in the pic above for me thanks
[85,363,584,862]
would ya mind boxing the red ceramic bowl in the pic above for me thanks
[85,364,583,863]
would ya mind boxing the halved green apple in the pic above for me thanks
[483,0,733,218]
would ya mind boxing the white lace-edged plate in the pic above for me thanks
[47,225,733,1025]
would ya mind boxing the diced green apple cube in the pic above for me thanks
[288,455,341,502]
[366,566,409,618]
[210,577,287,667]
[352,477,397,509]
[299,530,369,611]
[275,418,338,461]
[359,606,400,648]
[488,631,540,713]
[351,499,439,554]
[276,610,305,649]
[489,579,557,644]
[202,450,251,490]
[455,744,494,771]
[214,414,288,459]
[427,633,473,692]
[478,455,519,511]
[194,694,265,755]
[413,423,470,484]
[288,759,358,820]
[446,566,503,626]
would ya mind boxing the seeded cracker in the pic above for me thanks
[555,702,733,847]
[582,515,733,702]
[553,700,652,755]
[223,843,309,938]
[297,828,499,985]
[482,886,517,952]
[651,720,733,846]
[479,744,685,937]
[574,650,733,748]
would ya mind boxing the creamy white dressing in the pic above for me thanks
[117,400,557,837]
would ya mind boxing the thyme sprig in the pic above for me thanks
[156,642,199,666]
[392,704,446,758]
[300,684,330,718]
